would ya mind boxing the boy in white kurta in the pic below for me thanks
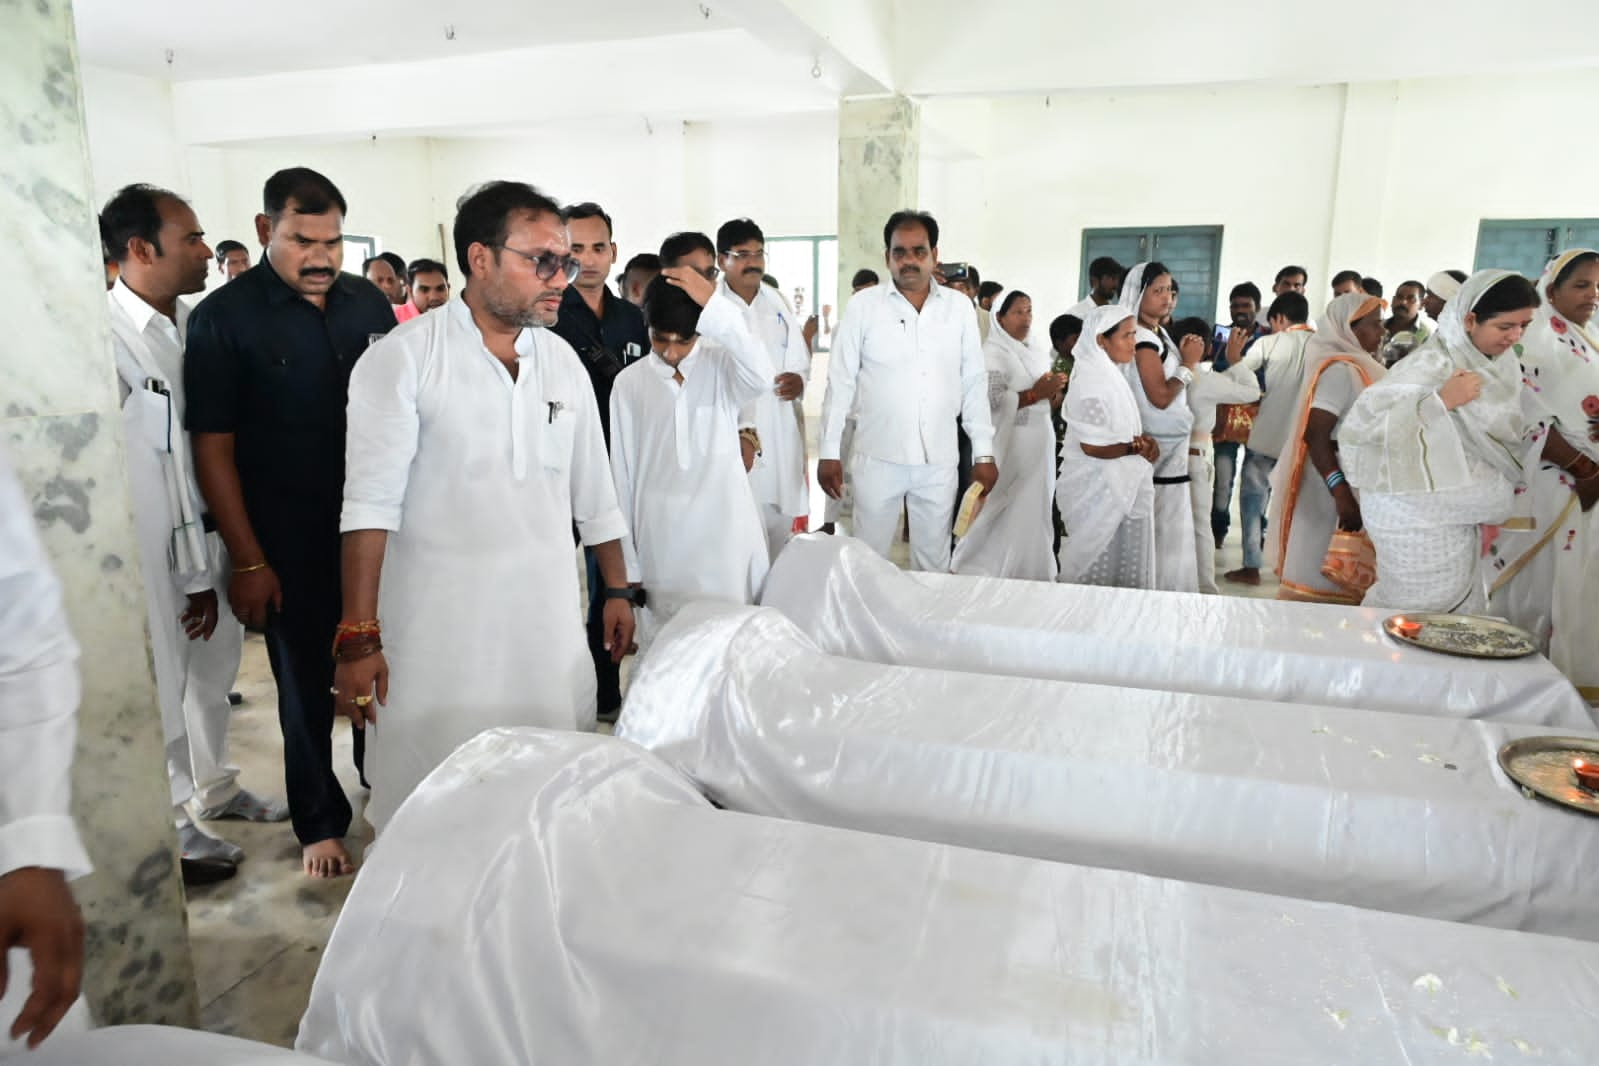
[610,271,776,643]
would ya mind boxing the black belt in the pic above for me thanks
[1153,475,1192,486]
[201,512,218,534]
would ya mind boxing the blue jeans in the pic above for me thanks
[1240,448,1276,570]
[1211,441,1239,543]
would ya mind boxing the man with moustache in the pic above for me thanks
[405,258,452,314]
[331,181,634,832]
[185,167,395,878]
[819,210,996,571]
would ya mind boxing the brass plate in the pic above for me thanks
[1497,736,1599,816]
[1382,612,1537,659]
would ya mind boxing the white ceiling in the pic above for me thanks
[71,0,728,80]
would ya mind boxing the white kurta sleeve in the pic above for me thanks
[342,336,422,533]
[957,302,997,457]
[0,443,90,881]
[571,358,628,548]
[820,300,865,462]
[696,291,777,410]
[608,384,642,583]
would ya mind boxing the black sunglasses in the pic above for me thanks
[494,244,581,283]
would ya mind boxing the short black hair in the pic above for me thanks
[968,265,982,289]
[1551,253,1599,290]
[1275,265,1308,285]
[380,251,406,279]
[623,252,661,278]
[262,167,347,221]
[99,183,183,264]
[977,280,1003,303]
[1170,316,1212,347]
[214,239,247,264]
[1396,279,1426,298]
[995,289,1029,317]
[1472,274,1541,319]
[1331,269,1363,289]
[1229,281,1262,306]
[716,218,764,254]
[1049,313,1084,348]
[407,257,449,284]
[1088,257,1124,281]
[453,180,562,280]
[361,256,388,276]
[659,231,715,266]
[562,201,614,238]
[1267,291,1311,324]
[883,210,939,250]
[851,268,879,288]
[643,274,702,337]
[1361,277,1384,298]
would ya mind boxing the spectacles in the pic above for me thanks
[697,265,720,281]
[723,249,765,264]
[494,244,580,283]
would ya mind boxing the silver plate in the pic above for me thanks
[1381,612,1538,659]
[1497,736,1599,816]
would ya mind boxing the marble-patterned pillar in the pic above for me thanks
[1,0,198,1027]
[835,94,921,312]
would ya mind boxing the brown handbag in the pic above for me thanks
[1213,401,1259,445]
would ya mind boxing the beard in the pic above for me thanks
[483,276,560,329]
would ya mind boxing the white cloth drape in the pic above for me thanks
[951,304,1057,580]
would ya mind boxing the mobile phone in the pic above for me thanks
[940,262,970,284]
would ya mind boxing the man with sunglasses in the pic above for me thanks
[332,181,633,833]
[715,218,813,561]
[552,202,648,724]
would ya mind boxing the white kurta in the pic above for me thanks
[722,280,811,556]
[610,292,775,643]
[342,298,628,832]
[950,329,1057,580]
[1123,327,1197,592]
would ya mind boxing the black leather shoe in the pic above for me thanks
[181,855,238,886]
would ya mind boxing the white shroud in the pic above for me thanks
[619,603,1599,940]
[760,534,1594,729]
[298,728,1599,1065]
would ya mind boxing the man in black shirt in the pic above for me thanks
[551,201,648,722]
[185,167,394,878]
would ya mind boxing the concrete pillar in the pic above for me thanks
[1,0,199,1028]
[835,95,922,311]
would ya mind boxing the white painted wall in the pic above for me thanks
[683,112,838,238]
[80,66,185,206]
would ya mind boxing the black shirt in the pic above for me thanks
[550,284,649,446]
[184,260,395,563]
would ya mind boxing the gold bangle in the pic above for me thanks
[234,561,269,574]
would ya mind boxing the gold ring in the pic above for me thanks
[353,695,372,707]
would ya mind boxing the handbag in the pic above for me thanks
[1320,529,1377,595]
[1213,401,1258,445]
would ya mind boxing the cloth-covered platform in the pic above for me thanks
[22,1025,336,1064]
[762,535,1594,729]
[618,604,1599,940]
[299,728,1597,1065]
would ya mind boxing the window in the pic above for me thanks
[1475,219,1599,279]
[343,233,378,270]
[765,236,839,352]
[1080,226,1223,322]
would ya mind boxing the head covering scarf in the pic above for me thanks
[1338,270,1531,494]
[986,290,1051,384]
[1064,305,1140,447]
[1522,249,1599,461]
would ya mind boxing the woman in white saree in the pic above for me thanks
[1487,250,1599,701]
[1117,262,1199,592]
[1055,305,1160,587]
[952,291,1066,580]
[1338,270,1539,612]
[1266,292,1387,604]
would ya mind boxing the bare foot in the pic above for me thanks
[303,838,354,879]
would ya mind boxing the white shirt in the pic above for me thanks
[0,441,90,881]
[1222,327,1315,459]
[721,279,811,517]
[341,298,629,829]
[821,283,994,466]
[610,292,774,616]
[1187,362,1262,445]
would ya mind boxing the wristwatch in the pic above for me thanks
[605,587,648,608]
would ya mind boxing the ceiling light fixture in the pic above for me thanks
[444,24,456,41]
[811,59,822,79]
[698,4,712,19]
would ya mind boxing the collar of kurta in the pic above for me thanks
[109,277,186,344]
[887,281,954,314]
[650,347,699,382]
[449,297,540,362]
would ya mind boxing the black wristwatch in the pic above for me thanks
[605,586,647,607]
